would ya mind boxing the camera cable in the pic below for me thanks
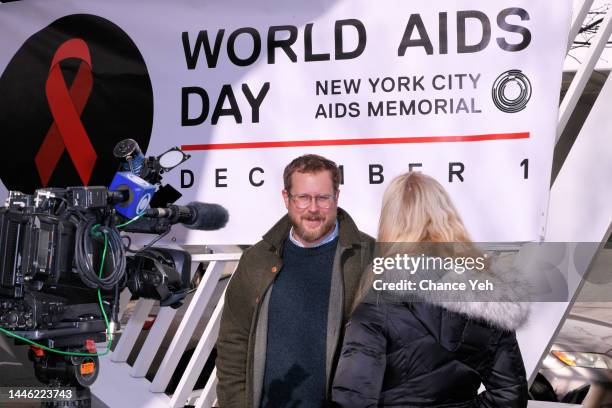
[0,212,145,357]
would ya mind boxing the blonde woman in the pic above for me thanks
[331,172,529,408]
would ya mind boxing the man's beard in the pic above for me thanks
[290,211,337,245]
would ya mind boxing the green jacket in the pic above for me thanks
[216,208,374,408]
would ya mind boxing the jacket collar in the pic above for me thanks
[377,263,530,331]
[262,207,363,252]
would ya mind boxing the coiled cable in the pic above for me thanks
[73,214,126,291]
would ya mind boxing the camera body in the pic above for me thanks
[0,141,209,392]
[0,186,191,341]
[0,142,195,345]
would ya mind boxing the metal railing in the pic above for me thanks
[91,253,241,408]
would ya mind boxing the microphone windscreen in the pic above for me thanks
[184,202,229,230]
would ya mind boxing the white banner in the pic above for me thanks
[0,0,572,244]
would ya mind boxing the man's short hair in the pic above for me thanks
[283,154,340,193]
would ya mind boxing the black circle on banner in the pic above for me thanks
[0,14,153,193]
[491,69,532,113]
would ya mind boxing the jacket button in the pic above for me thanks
[271,266,278,273]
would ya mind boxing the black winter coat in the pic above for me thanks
[332,297,529,408]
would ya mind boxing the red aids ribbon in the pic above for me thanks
[35,38,97,186]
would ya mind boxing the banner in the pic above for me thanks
[0,0,572,244]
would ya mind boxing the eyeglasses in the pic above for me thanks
[288,193,336,209]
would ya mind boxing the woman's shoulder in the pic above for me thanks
[352,294,423,330]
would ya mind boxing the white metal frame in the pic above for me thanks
[558,0,612,140]
[91,254,240,408]
[523,2,612,407]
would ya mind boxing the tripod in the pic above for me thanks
[27,332,105,408]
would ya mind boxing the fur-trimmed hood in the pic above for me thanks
[335,261,531,408]
[373,257,531,331]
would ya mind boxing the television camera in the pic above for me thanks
[0,139,227,400]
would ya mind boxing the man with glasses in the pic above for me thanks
[216,154,374,407]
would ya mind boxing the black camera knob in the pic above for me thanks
[6,312,18,325]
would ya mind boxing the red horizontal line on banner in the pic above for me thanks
[181,132,529,151]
